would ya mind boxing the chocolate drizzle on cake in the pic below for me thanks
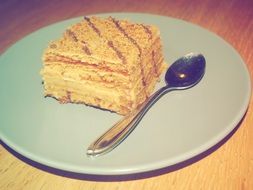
[110,18,142,55]
[81,41,92,55]
[107,41,126,64]
[141,24,152,40]
[110,17,147,88]
[151,50,158,77]
[84,17,101,36]
[66,29,78,42]
[49,43,57,49]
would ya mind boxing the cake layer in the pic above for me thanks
[41,62,131,88]
[42,58,165,102]
[43,79,134,114]
[42,59,164,102]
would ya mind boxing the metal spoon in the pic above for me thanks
[87,53,206,157]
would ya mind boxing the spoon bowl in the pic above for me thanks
[165,53,206,89]
[87,53,206,156]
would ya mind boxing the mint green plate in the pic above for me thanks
[0,13,251,175]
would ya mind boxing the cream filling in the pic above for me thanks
[42,57,165,104]
[44,77,126,99]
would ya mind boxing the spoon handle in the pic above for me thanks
[87,86,171,156]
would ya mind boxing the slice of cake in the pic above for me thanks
[41,16,166,115]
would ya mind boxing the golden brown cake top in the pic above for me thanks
[43,16,160,69]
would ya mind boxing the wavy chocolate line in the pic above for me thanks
[110,18,147,88]
[49,43,57,49]
[82,46,91,55]
[107,41,126,64]
[151,50,158,77]
[140,24,152,40]
[151,37,163,76]
[110,18,142,55]
[81,41,92,55]
[66,29,78,42]
[84,17,101,36]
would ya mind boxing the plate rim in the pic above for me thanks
[0,12,251,175]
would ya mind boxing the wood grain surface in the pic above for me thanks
[0,0,252,189]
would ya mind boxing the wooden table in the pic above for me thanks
[1,0,252,189]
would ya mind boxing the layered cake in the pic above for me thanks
[41,16,166,115]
